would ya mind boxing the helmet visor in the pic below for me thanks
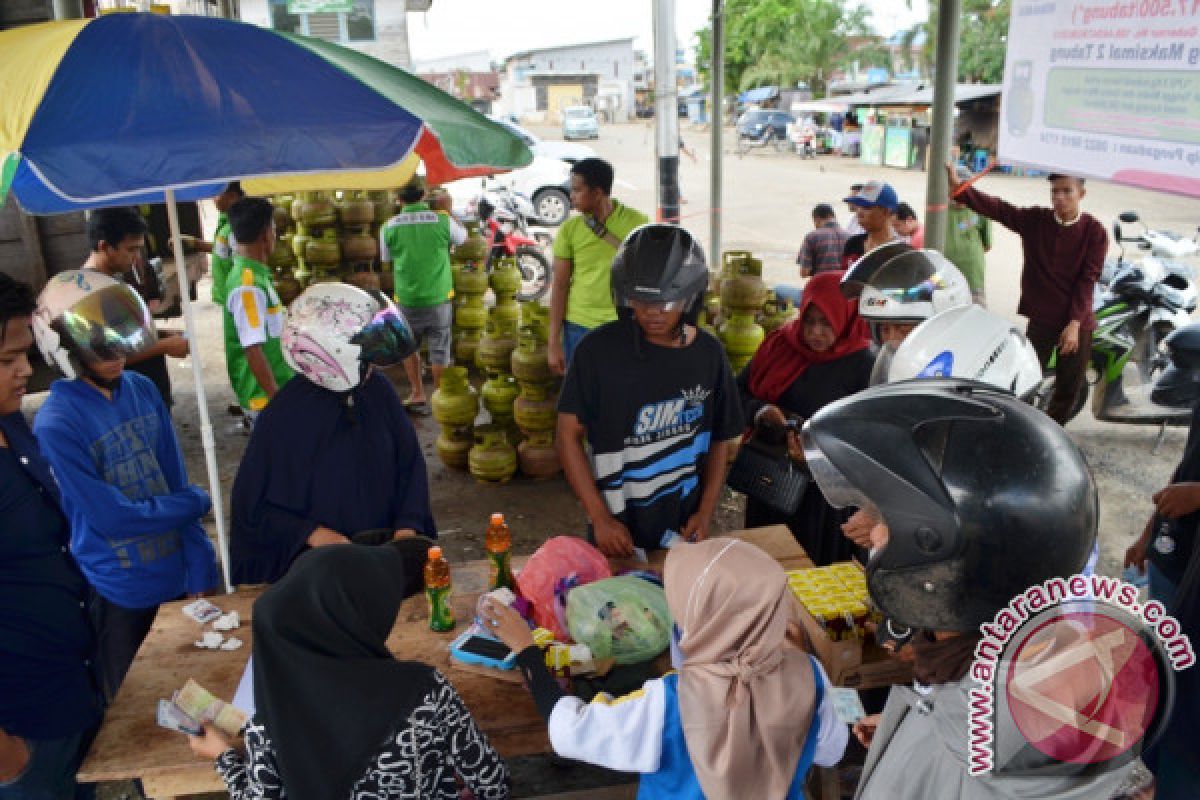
[801,425,878,516]
[868,251,964,308]
[57,283,156,364]
[620,297,689,312]
[350,306,416,367]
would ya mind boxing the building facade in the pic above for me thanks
[497,38,636,124]
[240,0,416,69]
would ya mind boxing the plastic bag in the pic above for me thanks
[516,536,611,640]
[566,576,671,665]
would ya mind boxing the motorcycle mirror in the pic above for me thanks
[1113,223,1123,242]
[1118,211,1140,224]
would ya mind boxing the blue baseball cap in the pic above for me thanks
[844,180,899,212]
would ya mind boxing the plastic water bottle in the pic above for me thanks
[424,546,456,632]
[485,513,514,591]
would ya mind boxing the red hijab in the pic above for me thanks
[747,271,872,403]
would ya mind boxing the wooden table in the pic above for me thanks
[77,526,810,799]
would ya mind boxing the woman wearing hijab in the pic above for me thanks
[482,538,847,799]
[737,270,874,565]
[188,542,510,799]
[230,283,437,584]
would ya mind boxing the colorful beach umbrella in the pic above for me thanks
[0,14,531,213]
[0,13,532,592]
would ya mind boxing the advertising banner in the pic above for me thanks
[287,0,353,12]
[999,1,1200,197]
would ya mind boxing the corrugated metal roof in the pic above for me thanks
[832,83,1002,108]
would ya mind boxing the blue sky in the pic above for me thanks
[408,0,930,64]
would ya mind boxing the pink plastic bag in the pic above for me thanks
[516,536,611,640]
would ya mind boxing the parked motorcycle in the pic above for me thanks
[1032,255,1197,431]
[1101,210,1199,285]
[736,127,790,156]
[473,185,552,302]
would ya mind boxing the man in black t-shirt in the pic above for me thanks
[557,225,743,556]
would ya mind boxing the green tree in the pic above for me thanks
[916,0,1010,84]
[695,0,886,97]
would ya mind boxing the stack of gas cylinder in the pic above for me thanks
[510,303,561,480]
[707,250,797,373]
[266,190,395,306]
[451,230,489,368]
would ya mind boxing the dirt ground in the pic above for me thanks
[49,119,1193,798]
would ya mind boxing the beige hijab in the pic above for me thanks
[664,539,817,800]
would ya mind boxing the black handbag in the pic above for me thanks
[725,437,809,515]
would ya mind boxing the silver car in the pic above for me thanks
[562,106,599,140]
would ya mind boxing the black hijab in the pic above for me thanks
[251,540,433,800]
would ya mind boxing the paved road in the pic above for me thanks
[527,121,1199,576]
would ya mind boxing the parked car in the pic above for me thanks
[488,115,596,164]
[562,106,600,140]
[736,109,794,141]
[443,154,573,226]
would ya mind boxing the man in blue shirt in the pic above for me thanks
[32,270,217,700]
[0,273,103,799]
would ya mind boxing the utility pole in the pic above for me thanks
[52,0,84,19]
[924,0,961,252]
[652,0,680,223]
[709,0,723,262]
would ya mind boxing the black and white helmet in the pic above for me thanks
[844,247,972,324]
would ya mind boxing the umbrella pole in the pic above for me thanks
[165,188,233,594]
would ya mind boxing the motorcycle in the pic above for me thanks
[1032,254,1197,434]
[736,128,790,156]
[789,123,818,159]
[473,185,552,302]
[1101,210,1199,285]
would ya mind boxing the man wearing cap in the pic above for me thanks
[380,177,466,413]
[842,181,902,268]
[946,165,1105,425]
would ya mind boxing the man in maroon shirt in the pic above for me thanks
[946,165,1107,425]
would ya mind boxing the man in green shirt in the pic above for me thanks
[223,197,293,420]
[380,177,465,410]
[181,181,244,306]
[209,182,245,308]
[548,158,649,376]
[944,167,993,306]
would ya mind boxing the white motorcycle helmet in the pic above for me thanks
[34,269,157,379]
[847,247,972,324]
[282,283,417,392]
[888,304,1044,398]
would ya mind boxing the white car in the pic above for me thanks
[443,154,573,226]
[489,116,596,164]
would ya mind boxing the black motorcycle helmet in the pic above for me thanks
[1152,323,1200,408]
[802,378,1097,632]
[610,223,708,326]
